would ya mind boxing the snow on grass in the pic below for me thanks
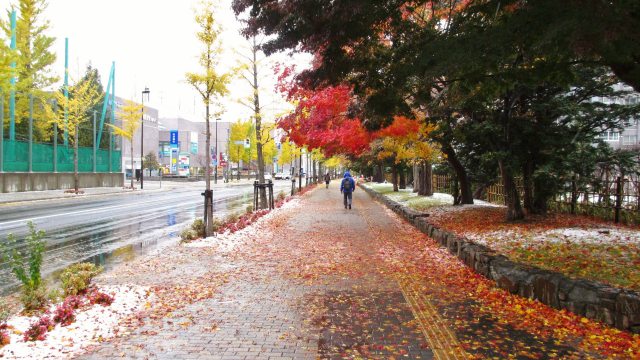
[362,183,452,209]
[468,227,640,247]
[1,285,149,359]
[185,197,303,252]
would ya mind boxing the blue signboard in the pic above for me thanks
[170,130,179,146]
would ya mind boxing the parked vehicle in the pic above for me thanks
[274,172,291,180]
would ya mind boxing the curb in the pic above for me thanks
[360,184,640,334]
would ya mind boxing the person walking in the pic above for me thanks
[340,171,356,209]
[324,173,331,189]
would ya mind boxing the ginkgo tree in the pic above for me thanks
[107,99,141,189]
[2,0,58,141]
[47,77,101,194]
[185,0,232,235]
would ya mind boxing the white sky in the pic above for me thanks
[35,0,310,124]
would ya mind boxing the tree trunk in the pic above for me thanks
[417,163,427,196]
[130,138,134,189]
[453,178,461,205]
[313,159,317,184]
[522,160,534,213]
[205,103,214,235]
[424,162,433,196]
[499,159,525,221]
[252,36,268,209]
[374,164,383,183]
[392,165,399,192]
[413,163,420,193]
[441,143,473,204]
[74,125,79,193]
[399,168,406,189]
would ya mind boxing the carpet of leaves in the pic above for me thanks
[369,206,640,359]
[429,206,640,291]
[227,188,640,358]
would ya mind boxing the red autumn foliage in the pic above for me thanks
[23,316,54,342]
[375,116,420,138]
[53,300,78,326]
[87,289,114,306]
[276,65,372,157]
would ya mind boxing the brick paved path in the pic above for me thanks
[77,183,604,359]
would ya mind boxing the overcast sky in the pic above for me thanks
[36,0,310,125]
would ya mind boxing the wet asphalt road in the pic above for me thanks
[0,180,292,294]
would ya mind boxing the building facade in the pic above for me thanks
[158,117,231,176]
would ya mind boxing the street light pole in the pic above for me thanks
[214,117,220,184]
[140,87,150,189]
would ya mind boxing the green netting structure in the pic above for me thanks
[2,140,121,173]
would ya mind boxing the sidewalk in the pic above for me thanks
[0,179,258,205]
[74,184,637,359]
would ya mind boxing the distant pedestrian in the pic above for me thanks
[340,171,356,209]
[324,173,331,189]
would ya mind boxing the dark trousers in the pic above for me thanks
[343,191,352,207]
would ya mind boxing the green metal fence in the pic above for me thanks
[1,140,121,173]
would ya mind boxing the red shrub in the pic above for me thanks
[87,290,114,306]
[23,316,54,342]
[53,302,76,326]
[64,295,85,310]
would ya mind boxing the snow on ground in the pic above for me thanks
[465,227,640,247]
[362,182,501,209]
[1,285,149,359]
[185,197,303,252]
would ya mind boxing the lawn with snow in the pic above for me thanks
[366,184,640,291]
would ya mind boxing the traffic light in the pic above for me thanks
[244,138,250,148]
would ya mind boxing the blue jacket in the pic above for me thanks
[340,172,355,193]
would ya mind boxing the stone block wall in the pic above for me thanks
[361,185,640,334]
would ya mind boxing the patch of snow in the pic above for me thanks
[472,199,505,208]
[464,227,640,247]
[1,285,149,359]
[185,197,303,251]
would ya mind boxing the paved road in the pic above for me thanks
[0,180,293,294]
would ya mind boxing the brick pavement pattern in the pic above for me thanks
[77,182,598,359]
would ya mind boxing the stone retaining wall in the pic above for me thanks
[361,184,640,334]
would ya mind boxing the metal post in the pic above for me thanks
[53,122,57,172]
[140,87,149,188]
[110,64,116,173]
[108,126,112,173]
[140,93,144,189]
[93,111,97,173]
[298,153,302,192]
[9,10,16,141]
[0,94,3,172]
[28,94,33,172]
[214,118,218,184]
[64,38,69,146]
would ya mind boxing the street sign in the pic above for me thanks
[170,130,178,146]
